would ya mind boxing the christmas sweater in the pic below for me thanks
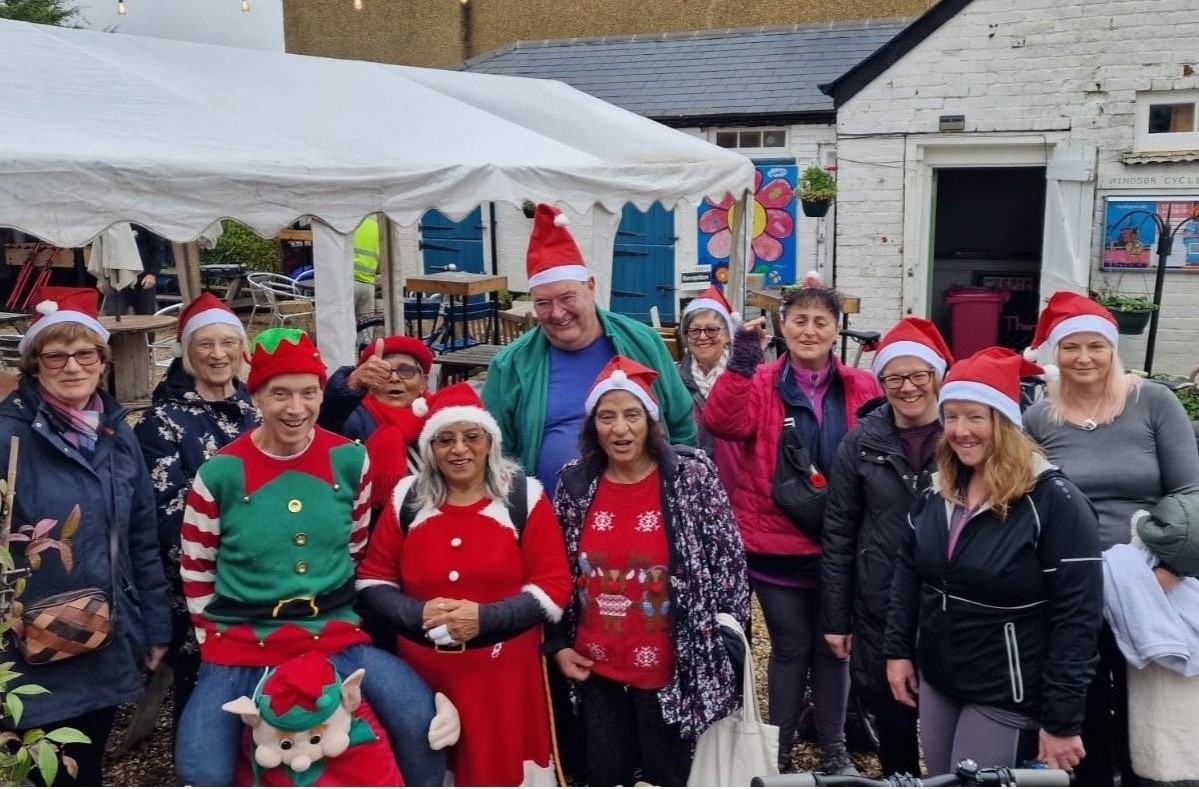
[181,428,372,665]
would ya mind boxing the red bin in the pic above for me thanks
[944,286,1009,359]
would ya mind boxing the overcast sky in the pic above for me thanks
[74,0,284,51]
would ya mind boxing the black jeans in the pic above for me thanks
[25,705,117,786]
[580,674,693,787]
[1075,625,1137,787]
[859,685,921,777]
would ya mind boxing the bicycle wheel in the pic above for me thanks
[355,314,386,354]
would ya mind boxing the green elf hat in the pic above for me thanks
[254,651,345,732]
[246,327,327,394]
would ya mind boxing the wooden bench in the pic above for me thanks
[433,343,504,388]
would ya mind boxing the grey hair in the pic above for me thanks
[181,324,249,380]
[409,422,523,510]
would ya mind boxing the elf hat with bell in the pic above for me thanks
[18,286,110,354]
[682,286,740,334]
[1023,291,1119,381]
[526,204,588,289]
[174,292,247,357]
[871,316,954,377]
[246,327,327,394]
[415,382,502,451]
[939,346,1044,430]
[584,356,660,422]
[254,652,345,732]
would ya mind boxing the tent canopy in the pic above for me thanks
[0,19,752,365]
[0,19,752,247]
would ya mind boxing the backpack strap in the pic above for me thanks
[399,471,529,540]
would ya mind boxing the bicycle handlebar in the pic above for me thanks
[751,766,1071,787]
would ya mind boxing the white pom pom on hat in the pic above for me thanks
[1022,346,1039,362]
[610,369,628,385]
[1039,364,1059,382]
[411,397,429,418]
[553,213,570,228]
[36,299,57,316]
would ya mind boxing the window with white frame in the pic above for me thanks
[714,128,788,151]
[1134,90,1199,152]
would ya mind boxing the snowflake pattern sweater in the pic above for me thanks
[181,428,372,666]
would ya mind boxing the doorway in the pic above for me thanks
[612,203,676,323]
[930,167,1046,355]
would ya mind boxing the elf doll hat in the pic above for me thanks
[938,346,1044,430]
[871,316,954,377]
[246,327,327,394]
[682,286,741,333]
[584,356,660,422]
[1023,291,1119,381]
[415,382,502,450]
[174,292,247,356]
[526,204,589,289]
[253,652,345,732]
[18,286,110,354]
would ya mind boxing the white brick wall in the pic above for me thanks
[835,0,1199,375]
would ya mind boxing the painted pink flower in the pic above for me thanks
[699,170,795,267]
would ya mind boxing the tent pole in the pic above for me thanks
[727,190,752,316]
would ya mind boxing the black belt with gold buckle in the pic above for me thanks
[205,578,357,621]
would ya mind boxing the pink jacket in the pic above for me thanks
[705,353,881,557]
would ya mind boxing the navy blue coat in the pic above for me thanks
[0,383,172,727]
[316,364,375,440]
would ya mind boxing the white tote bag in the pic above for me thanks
[687,613,780,787]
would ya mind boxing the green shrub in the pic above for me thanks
[199,220,282,273]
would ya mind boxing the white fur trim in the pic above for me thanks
[872,340,948,377]
[18,311,110,354]
[180,307,247,349]
[172,341,184,358]
[682,297,733,333]
[411,396,429,418]
[939,380,1023,429]
[553,213,570,227]
[584,378,659,421]
[527,264,589,289]
[1040,364,1059,382]
[523,583,564,623]
[1046,315,1118,354]
[418,405,503,451]
[1022,346,1039,362]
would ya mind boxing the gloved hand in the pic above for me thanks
[425,623,458,647]
[428,692,461,750]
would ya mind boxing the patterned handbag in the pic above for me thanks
[15,587,113,665]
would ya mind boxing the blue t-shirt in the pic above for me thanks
[536,336,615,495]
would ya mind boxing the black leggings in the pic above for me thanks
[1075,624,1137,786]
[580,673,693,787]
[25,705,117,787]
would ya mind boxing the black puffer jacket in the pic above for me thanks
[821,399,935,697]
[884,461,1102,735]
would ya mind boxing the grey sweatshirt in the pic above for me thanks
[1024,381,1199,550]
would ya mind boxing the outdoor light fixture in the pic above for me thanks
[354,0,364,9]
[116,0,126,15]
[241,0,250,12]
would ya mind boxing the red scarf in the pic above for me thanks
[361,394,428,510]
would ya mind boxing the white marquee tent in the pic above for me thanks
[0,19,754,366]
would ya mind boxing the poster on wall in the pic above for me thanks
[697,164,797,289]
[1102,197,1199,269]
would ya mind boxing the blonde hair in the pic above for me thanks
[1044,345,1141,426]
[182,324,249,381]
[935,407,1043,520]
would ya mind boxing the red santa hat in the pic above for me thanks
[938,346,1044,430]
[584,356,660,422]
[356,335,434,374]
[174,292,247,357]
[415,382,502,451]
[1023,291,1119,380]
[871,317,954,377]
[526,204,589,289]
[245,328,328,394]
[18,286,110,354]
[682,286,740,333]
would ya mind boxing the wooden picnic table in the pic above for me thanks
[406,272,507,348]
[100,314,176,403]
[432,343,504,388]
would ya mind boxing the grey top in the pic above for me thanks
[1024,381,1199,550]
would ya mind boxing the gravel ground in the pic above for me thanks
[105,598,878,785]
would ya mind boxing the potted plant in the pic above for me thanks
[1093,280,1158,335]
[795,166,837,218]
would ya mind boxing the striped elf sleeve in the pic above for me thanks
[180,473,221,644]
[349,451,371,564]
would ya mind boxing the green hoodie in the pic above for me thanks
[483,307,696,474]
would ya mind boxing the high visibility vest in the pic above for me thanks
[353,216,381,285]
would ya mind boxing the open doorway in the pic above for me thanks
[930,167,1046,356]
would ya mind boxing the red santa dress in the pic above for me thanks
[358,475,571,786]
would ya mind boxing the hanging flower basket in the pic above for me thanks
[800,199,831,218]
[1111,307,1153,335]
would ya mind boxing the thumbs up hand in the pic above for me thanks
[348,338,393,392]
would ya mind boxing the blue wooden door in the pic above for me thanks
[612,203,676,323]
[418,208,484,274]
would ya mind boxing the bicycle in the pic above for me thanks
[751,759,1070,787]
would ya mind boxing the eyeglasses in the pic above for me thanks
[685,326,724,339]
[878,370,935,390]
[532,292,581,315]
[38,347,104,369]
[193,338,242,353]
[387,364,422,380]
[431,430,490,449]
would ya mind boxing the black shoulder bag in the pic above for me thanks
[770,404,828,539]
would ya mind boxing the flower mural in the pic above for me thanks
[697,166,797,286]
